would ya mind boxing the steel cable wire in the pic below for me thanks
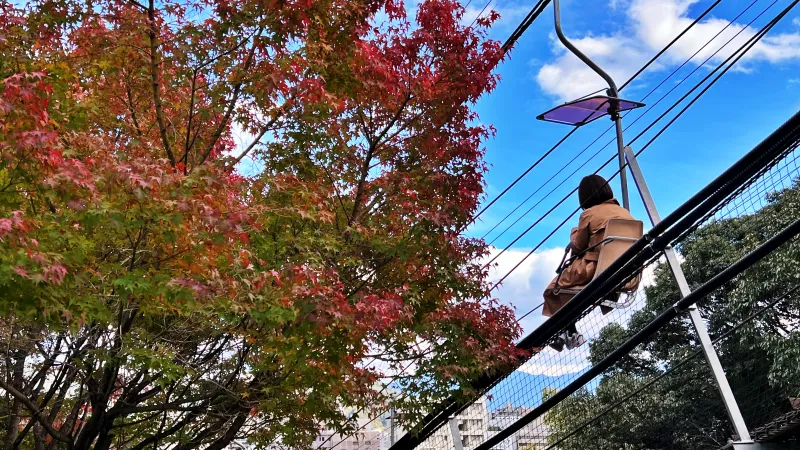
[485,0,772,275]
[473,7,800,447]
[323,1,783,448]
[483,0,762,254]
[476,0,726,224]
[391,3,799,448]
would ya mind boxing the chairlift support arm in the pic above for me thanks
[552,0,630,209]
[553,0,619,98]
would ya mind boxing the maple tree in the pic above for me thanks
[0,0,522,448]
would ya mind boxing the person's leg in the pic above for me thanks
[542,277,566,318]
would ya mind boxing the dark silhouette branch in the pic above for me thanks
[146,0,177,166]
[0,379,73,448]
[202,27,265,165]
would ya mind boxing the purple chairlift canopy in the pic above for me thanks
[536,95,645,126]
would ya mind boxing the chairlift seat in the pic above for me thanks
[553,218,644,310]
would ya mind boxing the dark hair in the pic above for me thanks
[578,174,613,209]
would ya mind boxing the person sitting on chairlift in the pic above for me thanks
[542,174,634,351]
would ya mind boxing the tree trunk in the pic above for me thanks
[4,353,27,449]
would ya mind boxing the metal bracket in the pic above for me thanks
[624,145,752,442]
[601,291,637,309]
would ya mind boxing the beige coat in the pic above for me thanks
[542,199,633,317]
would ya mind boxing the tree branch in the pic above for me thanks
[349,93,413,225]
[373,93,413,146]
[146,0,177,166]
[130,411,200,450]
[110,392,217,415]
[125,83,144,137]
[201,27,265,165]
[228,112,281,168]
[128,0,147,10]
[0,379,73,447]
[181,69,199,172]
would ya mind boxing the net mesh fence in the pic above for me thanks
[366,117,800,450]
[538,284,799,450]
[503,123,800,450]
[343,261,662,450]
[674,139,800,437]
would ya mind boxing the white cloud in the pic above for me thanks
[536,34,654,102]
[485,247,565,335]
[462,2,491,26]
[519,353,589,376]
[494,3,541,28]
[535,0,800,101]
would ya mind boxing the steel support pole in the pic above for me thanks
[390,409,396,445]
[614,116,630,210]
[624,146,752,442]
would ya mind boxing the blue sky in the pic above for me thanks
[467,0,800,335]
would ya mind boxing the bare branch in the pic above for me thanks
[146,0,177,166]
[349,93,413,225]
[126,83,144,137]
[0,379,73,447]
[110,392,218,415]
[201,27,265,165]
[228,113,281,168]
[128,0,147,10]
[181,69,199,172]
[373,93,413,146]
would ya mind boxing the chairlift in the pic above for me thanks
[537,0,646,311]
[551,218,644,311]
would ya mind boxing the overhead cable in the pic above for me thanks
[485,0,771,272]
[476,216,800,450]
[482,0,759,247]
[391,6,800,446]
[474,0,727,223]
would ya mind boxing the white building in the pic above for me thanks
[417,396,490,450]
[368,399,549,450]
[314,428,381,450]
[487,403,550,450]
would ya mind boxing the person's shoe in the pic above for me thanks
[565,332,586,350]
[549,332,566,352]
